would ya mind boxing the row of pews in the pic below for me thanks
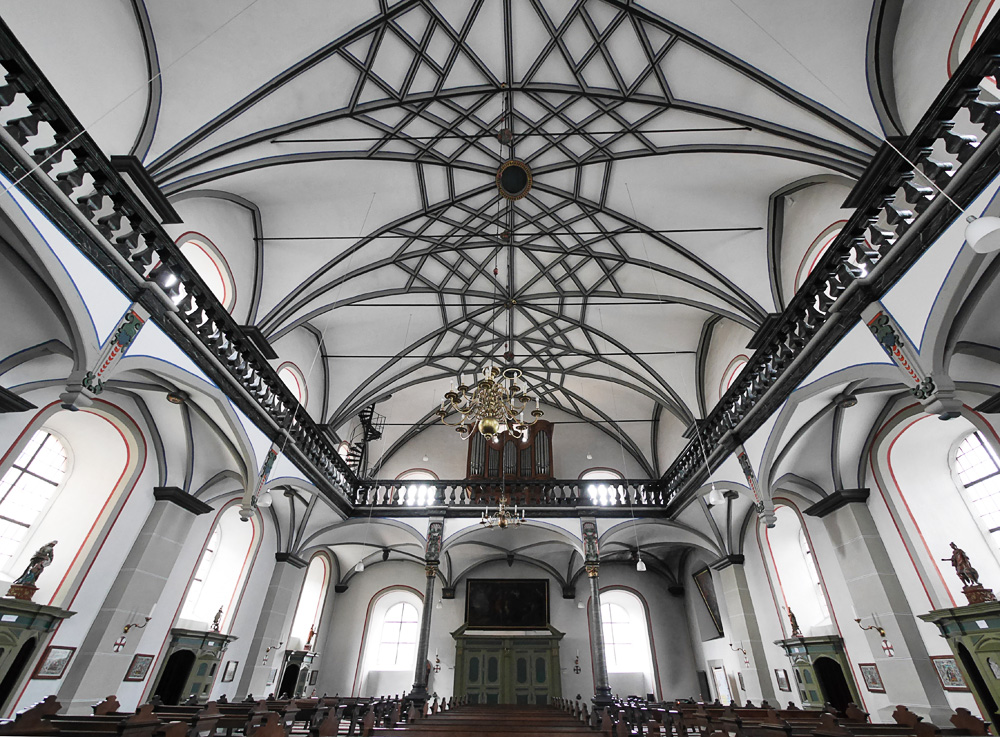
[0,693,451,737]
[551,698,993,737]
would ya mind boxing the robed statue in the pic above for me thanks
[212,606,223,632]
[943,542,980,586]
[13,541,57,586]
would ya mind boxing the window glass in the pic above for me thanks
[582,469,623,506]
[178,237,235,311]
[955,432,1000,546]
[601,602,633,669]
[278,364,308,406]
[0,430,67,567]
[376,602,420,669]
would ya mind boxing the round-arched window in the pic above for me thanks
[954,431,1000,548]
[719,355,749,399]
[395,469,438,506]
[794,221,845,292]
[581,468,624,506]
[176,234,236,312]
[277,362,308,408]
[950,0,1000,88]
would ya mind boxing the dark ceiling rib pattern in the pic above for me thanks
[146,0,877,473]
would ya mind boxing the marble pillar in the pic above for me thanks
[587,564,613,707]
[409,564,437,701]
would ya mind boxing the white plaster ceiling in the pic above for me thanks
[12,0,892,476]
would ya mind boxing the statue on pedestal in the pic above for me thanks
[943,542,997,604]
[304,624,316,651]
[788,608,803,637]
[6,541,57,601]
[212,606,223,632]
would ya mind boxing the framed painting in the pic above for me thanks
[267,668,278,686]
[859,663,885,693]
[931,655,969,691]
[309,670,318,686]
[737,672,745,692]
[123,653,154,682]
[32,646,75,680]
[692,567,724,638]
[466,579,548,628]
[222,660,238,683]
[775,668,791,692]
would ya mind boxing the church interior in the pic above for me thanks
[3,1,1000,735]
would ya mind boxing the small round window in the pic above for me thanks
[176,233,236,312]
[277,362,308,407]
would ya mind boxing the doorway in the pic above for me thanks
[460,639,558,704]
[814,656,853,712]
[0,639,35,711]
[154,650,196,705]
[278,664,300,698]
[958,643,999,726]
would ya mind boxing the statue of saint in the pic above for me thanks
[943,542,980,587]
[788,607,803,637]
[12,541,57,586]
[212,606,223,632]
[305,624,316,650]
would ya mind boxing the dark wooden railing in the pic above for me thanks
[2,15,1000,516]
[0,18,357,511]
[354,479,667,510]
[661,17,1000,510]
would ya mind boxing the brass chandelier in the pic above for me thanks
[437,365,543,441]
[480,492,524,529]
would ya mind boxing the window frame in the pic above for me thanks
[951,430,1000,548]
[277,362,308,409]
[174,232,237,312]
[0,428,71,573]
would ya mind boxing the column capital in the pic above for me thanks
[710,553,745,570]
[425,563,439,577]
[153,487,212,515]
[805,488,870,518]
[585,563,600,578]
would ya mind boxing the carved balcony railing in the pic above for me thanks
[662,18,1000,510]
[0,19,358,510]
[353,479,666,513]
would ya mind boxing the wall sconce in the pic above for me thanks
[262,641,284,665]
[855,616,894,657]
[114,606,154,652]
[573,653,581,675]
[730,642,750,667]
[433,652,441,673]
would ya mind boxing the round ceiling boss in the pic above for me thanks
[496,159,532,200]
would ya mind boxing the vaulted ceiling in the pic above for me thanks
[10,0,909,475]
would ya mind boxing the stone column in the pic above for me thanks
[235,552,308,699]
[409,564,437,701]
[713,555,777,703]
[57,487,211,711]
[808,490,951,722]
[587,563,613,707]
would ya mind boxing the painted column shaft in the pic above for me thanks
[588,568,612,701]
[411,567,437,696]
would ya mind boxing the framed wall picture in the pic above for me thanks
[466,579,548,628]
[222,660,238,683]
[32,646,75,680]
[737,672,745,692]
[859,663,885,693]
[775,668,791,692]
[931,655,969,691]
[267,668,278,686]
[123,653,154,682]
[309,670,318,686]
[692,567,724,638]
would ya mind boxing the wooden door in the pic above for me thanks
[510,645,552,705]
[464,645,503,704]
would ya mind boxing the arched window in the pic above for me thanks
[289,554,330,649]
[950,0,1000,81]
[396,469,438,506]
[176,234,236,312]
[0,430,67,568]
[179,505,260,632]
[356,588,423,696]
[600,589,657,698]
[277,363,308,408]
[719,355,749,399]
[377,602,420,669]
[763,505,832,635]
[582,468,623,506]
[954,431,1000,546]
[794,222,846,292]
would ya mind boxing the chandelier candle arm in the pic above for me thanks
[437,365,542,441]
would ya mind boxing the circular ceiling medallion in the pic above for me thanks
[496,160,532,200]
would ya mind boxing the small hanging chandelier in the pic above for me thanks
[480,491,524,529]
[438,365,542,441]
